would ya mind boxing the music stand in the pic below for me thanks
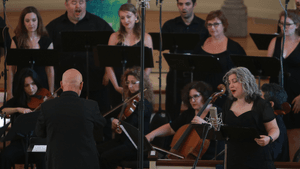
[149,32,200,53]
[230,55,281,87]
[0,122,10,138]
[193,124,260,169]
[120,120,184,159]
[249,33,278,50]
[7,49,59,68]
[0,111,40,169]
[93,45,153,95]
[163,53,222,104]
[60,31,114,99]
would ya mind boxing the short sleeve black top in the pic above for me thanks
[222,97,275,169]
[12,36,52,89]
[46,11,114,91]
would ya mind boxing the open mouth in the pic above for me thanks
[75,9,82,15]
[231,90,236,95]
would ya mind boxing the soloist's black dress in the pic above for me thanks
[222,97,275,169]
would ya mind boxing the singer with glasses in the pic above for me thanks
[97,66,154,169]
[146,81,224,160]
[8,6,54,100]
[192,10,246,109]
[222,67,279,169]
[267,9,300,129]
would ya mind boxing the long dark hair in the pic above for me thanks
[117,3,141,43]
[13,68,42,107]
[14,6,49,48]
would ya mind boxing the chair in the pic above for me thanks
[287,128,300,162]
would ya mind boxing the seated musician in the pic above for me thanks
[0,68,46,169]
[261,83,290,161]
[98,66,154,168]
[146,81,224,160]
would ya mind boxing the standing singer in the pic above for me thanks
[222,67,279,169]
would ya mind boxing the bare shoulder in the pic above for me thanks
[108,32,120,45]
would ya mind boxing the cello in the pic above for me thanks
[167,84,226,159]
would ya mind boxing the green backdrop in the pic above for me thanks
[86,0,128,31]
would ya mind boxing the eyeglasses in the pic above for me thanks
[278,22,294,27]
[189,94,201,101]
[125,81,140,86]
[207,22,222,28]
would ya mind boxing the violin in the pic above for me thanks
[27,88,52,110]
[167,84,226,159]
[27,87,61,111]
[118,94,140,121]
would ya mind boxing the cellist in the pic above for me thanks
[0,68,46,169]
[146,81,225,160]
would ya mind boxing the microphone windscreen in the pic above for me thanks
[210,107,218,130]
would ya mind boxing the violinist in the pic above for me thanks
[0,68,46,169]
[146,81,224,160]
[222,67,279,169]
[98,66,154,169]
[261,83,289,161]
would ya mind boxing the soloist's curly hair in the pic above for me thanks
[181,81,213,109]
[223,67,261,103]
[121,66,154,106]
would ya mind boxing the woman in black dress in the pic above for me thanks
[193,10,246,109]
[105,3,152,95]
[8,6,54,100]
[267,9,300,129]
[98,66,154,169]
[222,67,279,169]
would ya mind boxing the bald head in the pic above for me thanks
[60,69,83,95]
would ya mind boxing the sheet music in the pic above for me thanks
[31,145,47,152]
[119,125,137,149]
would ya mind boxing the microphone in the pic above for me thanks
[210,107,219,131]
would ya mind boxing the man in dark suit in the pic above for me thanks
[35,68,106,169]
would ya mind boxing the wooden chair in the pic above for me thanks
[287,129,300,162]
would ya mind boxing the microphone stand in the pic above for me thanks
[157,0,163,114]
[279,0,289,88]
[191,123,212,169]
[2,0,8,149]
[138,1,146,168]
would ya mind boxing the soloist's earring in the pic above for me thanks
[135,19,139,23]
